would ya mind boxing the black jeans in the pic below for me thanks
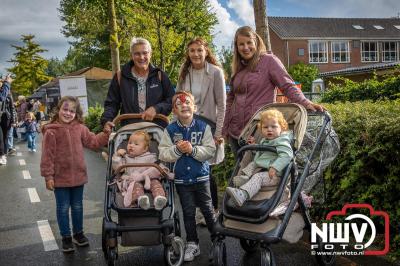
[176,181,215,243]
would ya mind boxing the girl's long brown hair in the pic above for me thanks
[49,96,84,124]
[231,26,267,79]
[178,37,221,83]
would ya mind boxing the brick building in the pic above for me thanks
[269,17,400,73]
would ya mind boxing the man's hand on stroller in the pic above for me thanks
[103,121,115,134]
[141,106,157,121]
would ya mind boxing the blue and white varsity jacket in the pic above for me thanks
[159,118,216,185]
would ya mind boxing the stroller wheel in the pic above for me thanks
[260,246,275,266]
[164,236,184,266]
[240,239,259,253]
[174,211,181,237]
[211,240,227,266]
[315,236,336,266]
[107,248,117,266]
[101,218,107,258]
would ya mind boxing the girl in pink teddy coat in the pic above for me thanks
[112,130,168,210]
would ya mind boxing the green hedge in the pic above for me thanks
[323,100,400,259]
[321,70,400,103]
[84,103,104,133]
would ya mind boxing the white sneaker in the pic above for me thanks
[0,156,6,165]
[32,149,37,153]
[154,195,167,210]
[226,187,248,207]
[138,195,150,210]
[184,241,200,262]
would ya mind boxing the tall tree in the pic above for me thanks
[59,0,217,83]
[107,0,120,74]
[7,34,51,95]
[253,0,271,51]
[219,46,233,83]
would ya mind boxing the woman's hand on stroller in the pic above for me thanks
[46,179,54,191]
[247,136,255,144]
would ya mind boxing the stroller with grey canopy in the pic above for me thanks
[102,114,184,266]
[211,103,340,266]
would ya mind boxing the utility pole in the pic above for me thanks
[253,0,271,51]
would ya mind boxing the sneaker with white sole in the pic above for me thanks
[72,232,89,247]
[184,241,200,262]
[0,155,7,165]
[226,187,248,207]
[62,236,74,253]
[138,195,150,210]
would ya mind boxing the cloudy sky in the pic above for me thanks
[1,0,399,75]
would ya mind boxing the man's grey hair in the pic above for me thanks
[130,37,152,54]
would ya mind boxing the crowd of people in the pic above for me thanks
[0,74,46,165]
[14,26,325,260]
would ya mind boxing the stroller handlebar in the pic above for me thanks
[114,163,170,179]
[112,113,169,127]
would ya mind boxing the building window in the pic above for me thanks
[298,48,305,56]
[309,41,328,63]
[352,25,364,30]
[382,42,397,62]
[331,41,350,63]
[361,41,379,62]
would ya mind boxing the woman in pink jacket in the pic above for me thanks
[222,26,324,155]
[40,96,113,253]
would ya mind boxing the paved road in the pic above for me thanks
[0,135,395,266]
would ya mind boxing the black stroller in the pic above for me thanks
[212,103,339,266]
[102,114,184,266]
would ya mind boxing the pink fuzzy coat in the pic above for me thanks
[40,121,109,187]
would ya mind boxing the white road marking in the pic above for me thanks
[22,170,31,179]
[27,188,40,203]
[37,220,58,251]
[16,152,22,156]
[19,159,26,166]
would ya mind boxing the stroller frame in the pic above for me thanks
[212,104,336,266]
[102,114,184,266]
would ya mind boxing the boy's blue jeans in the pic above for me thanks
[176,181,215,243]
[26,132,36,150]
[54,185,84,237]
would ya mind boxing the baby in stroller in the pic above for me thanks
[112,130,168,210]
[226,109,293,208]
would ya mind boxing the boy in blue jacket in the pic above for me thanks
[159,91,216,262]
